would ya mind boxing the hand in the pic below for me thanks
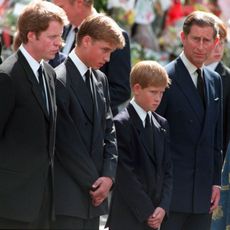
[147,207,165,229]
[89,177,113,207]
[209,185,221,213]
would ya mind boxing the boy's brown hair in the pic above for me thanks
[77,14,125,49]
[130,60,171,89]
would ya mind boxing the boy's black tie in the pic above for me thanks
[144,114,154,153]
[85,69,93,100]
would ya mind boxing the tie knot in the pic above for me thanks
[196,68,202,78]
[85,69,92,79]
[74,27,78,33]
[145,114,151,128]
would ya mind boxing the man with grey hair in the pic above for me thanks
[157,11,222,230]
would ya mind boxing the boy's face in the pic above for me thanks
[80,36,116,69]
[133,84,165,112]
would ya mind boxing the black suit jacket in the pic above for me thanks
[52,24,131,115]
[54,57,118,219]
[215,61,230,156]
[0,50,56,222]
[106,104,173,230]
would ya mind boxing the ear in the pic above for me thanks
[81,35,92,48]
[132,83,142,96]
[27,31,36,42]
[180,31,185,43]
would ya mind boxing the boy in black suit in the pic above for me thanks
[52,14,124,230]
[106,60,173,230]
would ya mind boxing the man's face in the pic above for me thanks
[133,84,166,112]
[80,36,116,69]
[53,0,79,25]
[181,25,218,68]
[29,20,63,61]
[206,39,225,64]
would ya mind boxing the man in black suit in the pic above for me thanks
[52,14,124,230]
[205,16,230,158]
[156,11,223,230]
[106,60,173,230]
[0,1,65,229]
[53,0,131,115]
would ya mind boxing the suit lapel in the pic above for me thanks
[174,58,205,123]
[43,63,56,122]
[151,113,165,165]
[199,69,218,141]
[17,50,50,120]
[66,58,94,123]
[127,104,156,164]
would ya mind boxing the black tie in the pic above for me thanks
[196,68,205,106]
[85,69,93,100]
[144,114,154,153]
[38,65,47,111]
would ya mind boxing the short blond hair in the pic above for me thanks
[77,14,125,49]
[130,61,171,88]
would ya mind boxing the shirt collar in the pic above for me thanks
[130,98,150,126]
[206,62,219,71]
[180,51,204,75]
[69,49,88,78]
[19,45,43,81]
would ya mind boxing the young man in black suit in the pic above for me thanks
[52,0,131,115]
[0,1,65,229]
[106,60,173,230]
[52,14,124,230]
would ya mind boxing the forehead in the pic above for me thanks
[91,39,115,49]
[144,85,166,91]
[189,25,215,39]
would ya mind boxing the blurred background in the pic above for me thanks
[0,0,230,66]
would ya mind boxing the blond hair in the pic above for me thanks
[130,61,171,88]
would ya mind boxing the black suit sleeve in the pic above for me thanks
[0,73,14,137]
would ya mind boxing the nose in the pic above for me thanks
[104,52,111,63]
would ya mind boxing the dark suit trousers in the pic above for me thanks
[0,175,51,229]
[51,215,99,230]
[160,212,212,230]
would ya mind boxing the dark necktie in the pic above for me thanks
[196,68,205,106]
[38,65,48,112]
[85,69,93,100]
[144,114,154,153]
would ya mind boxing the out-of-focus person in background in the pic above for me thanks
[52,0,131,116]
[207,14,230,230]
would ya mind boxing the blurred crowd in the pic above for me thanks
[1,0,230,66]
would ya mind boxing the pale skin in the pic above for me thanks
[181,24,221,213]
[24,20,63,62]
[134,83,166,228]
